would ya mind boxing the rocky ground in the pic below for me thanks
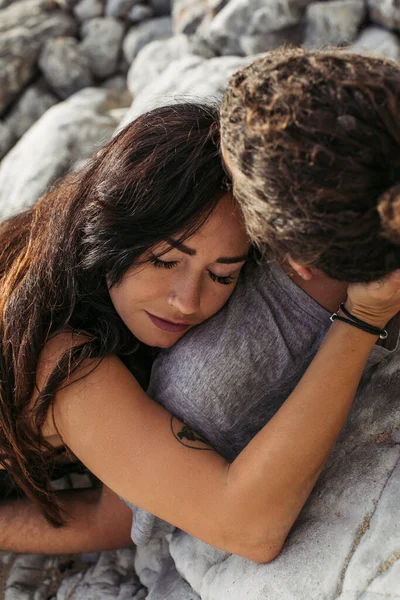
[1,0,400,599]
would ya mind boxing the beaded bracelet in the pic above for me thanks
[330,303,388,340]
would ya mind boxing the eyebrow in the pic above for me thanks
[167,238,248,264]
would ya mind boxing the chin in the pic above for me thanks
[154,340,178,349]
[153,330,190,349]
[133,331,183,349]
[155,332,187,348]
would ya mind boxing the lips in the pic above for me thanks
[145,311,192,333]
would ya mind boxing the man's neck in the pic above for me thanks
[280,260,399,350]
[281,261,348,313]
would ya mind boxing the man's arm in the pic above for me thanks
[0,485,133,554]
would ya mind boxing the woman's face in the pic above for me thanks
[108,193,250,348]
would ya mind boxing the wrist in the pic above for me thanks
[343,300,390,330]
[328,321,379,355]
[330,303,388,340]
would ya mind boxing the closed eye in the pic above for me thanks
[150,254,237,285]
[208,271,235,285]
[149,256,178,269]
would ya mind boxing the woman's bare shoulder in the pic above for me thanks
[34,330,100,438]
[37,330,94,386]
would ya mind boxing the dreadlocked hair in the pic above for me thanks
[221,47,400,282]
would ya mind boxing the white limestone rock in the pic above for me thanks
[39,37,93,99]
[350,26,400,62]
[304,0,366,49]
[6,81,58,141]
[172,0,209,34]
[127,33,215,97]
[0,122,14,161]
[123,16,172,63]
[367,0,400,32]
[0,88,123,219]
[105,0,141,18]
[203,0,311,56]
[56,549,146,600]
[102,73,131,91]
[208,0,229,11]
[0,0,73,34]
[81,17,125,79]
[122,53,253,126]
[0,0,76,114]
[128,4,154,22]
[239,23,304,55]
[0,550,146,600]
[0,81,58,159]
[73,0,104,22]
[340,460,400,597]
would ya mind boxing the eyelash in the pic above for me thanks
[149,256,235,285]
[150,256,178,270]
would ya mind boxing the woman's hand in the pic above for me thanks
[346,269,400,329]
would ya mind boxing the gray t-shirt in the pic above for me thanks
[126,259,393,544]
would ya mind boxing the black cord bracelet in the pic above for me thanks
[330,304,388,340]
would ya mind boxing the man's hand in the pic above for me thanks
[0,485,133,554]
[346,269,400,329]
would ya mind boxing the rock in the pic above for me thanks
[127,33,215,97]
[1,551,147,600]
[0,0,76,115]
[39,37,93,99]
[122,16,172,63]
[73,0,104,21]
[122,53,253,126]
[81,17,125,79]
[304,0,366,49]
[208,0,229,12]
[150,0,171,17]
[172,0,209,34]
[350,26,400,62]
[0,88,124,219]
[0,0,73,34]
[57,550,146,600]
[105,0,141,18]
[0,122,14,161]
[0,81,58,159]
[240,23,304,55]
[102,73,130,91]
[367,0,400,32]
[203,0,310,56]
[101,75,132,112]
[128,3,154,22]
[7,82,58,141]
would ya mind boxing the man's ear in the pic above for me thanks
[287,256,324,281]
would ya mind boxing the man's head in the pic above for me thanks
[220,47,400,283]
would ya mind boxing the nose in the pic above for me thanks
[169,274,202,317]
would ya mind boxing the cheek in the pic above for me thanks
[203,283,237,318]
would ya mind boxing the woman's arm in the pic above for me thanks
[0,485,133,554]
[40,274,400,563]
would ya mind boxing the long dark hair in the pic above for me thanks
[0,103,227,525]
